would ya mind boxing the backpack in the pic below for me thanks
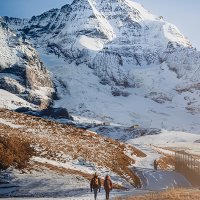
[93,177,99,188]
[105,179,111,189]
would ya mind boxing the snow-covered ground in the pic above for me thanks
[0,89,35,110]
[0,168,146,199]
[3,169,89,198]
[0,167,192,199]
[134,167,191,191]
[38,47,200,173]
[0,117,23,129]
[129,130,200,158]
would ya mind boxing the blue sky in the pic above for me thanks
[0,0,199,50]
[0,0,69,18]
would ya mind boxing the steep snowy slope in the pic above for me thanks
[0,19,55,109]
[1,0,200,132]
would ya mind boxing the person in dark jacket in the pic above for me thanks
[104,175,113,200]
[90,172,101,200]
[154,159,158,170]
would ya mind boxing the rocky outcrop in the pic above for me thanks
[0,20,55,108]
[15,106,73,120]
[144,92,172,104]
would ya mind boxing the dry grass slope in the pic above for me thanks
[0,109,146,187]
[115,188,200,200]
[0,134,34,170]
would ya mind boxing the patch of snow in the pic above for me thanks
[128,130,200,168]
[32,156,130,187]
[0,118,23,129]
[6,169,89,198]
[78,35,105,51]
[163,23,190,47]
[0,89,35,110]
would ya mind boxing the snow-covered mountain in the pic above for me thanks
[8,0,199,81]
[1,0,200,132]
[0,18,55,109]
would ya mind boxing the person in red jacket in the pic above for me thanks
[104,175,113,200]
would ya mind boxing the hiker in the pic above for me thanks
[90,172,101,200]
[154,159,158,170]
[104,175,113,200]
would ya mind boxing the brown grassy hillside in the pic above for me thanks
[0,134,34,170]
[0,109,146,187]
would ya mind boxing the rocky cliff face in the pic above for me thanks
[0,19,55,108]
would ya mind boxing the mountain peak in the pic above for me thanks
[1,0,200,132]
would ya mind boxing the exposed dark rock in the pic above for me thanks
[0,76,25,94]
[92,125,161,142]
[15,107,73,120]
[41,107,73,120]
[15,107,33,113]
[0,64,26,84]
[144,92,172,104]
[111,87,130,97]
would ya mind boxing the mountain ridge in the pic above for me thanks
[0,0,200,132]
